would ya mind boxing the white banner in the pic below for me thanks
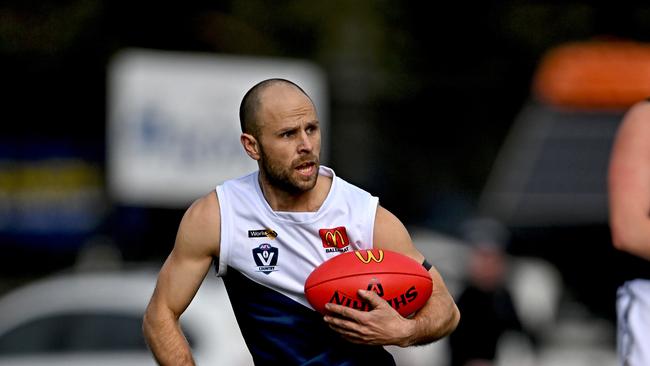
[107,49,328,207]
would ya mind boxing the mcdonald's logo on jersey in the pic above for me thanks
[355,249,384,264]
[319,226,350,253]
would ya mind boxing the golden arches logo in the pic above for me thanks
[355,250,384,264]
[324,230,346,248]
[319,227,350,249]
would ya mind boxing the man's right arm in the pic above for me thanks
[143,192,221,365]
[609,101,650,261]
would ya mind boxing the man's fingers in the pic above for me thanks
[325,317,376,345]
[324,315,364,334]
[325,302,365,321]
[357,289,389,309]
[325,290,389,316]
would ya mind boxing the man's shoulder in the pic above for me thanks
[174,191,221,257]
[185,192,220,221]
[624,100,650,126]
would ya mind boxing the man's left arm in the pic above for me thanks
[323,205,460,347]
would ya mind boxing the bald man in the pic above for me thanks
[142,79,459,365]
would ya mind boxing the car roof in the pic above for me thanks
[0,268,158,330]
[0,267,253,365]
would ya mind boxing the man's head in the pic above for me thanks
[239,79,321,194]
[461,218,510,290]
[240,79,310,137]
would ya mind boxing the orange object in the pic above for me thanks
[304,249,432,317]
[533,41,650,110]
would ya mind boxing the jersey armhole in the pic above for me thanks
[215,185,230,277]
[368,196,379,249]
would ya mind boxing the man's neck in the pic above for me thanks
[259,173,332,212]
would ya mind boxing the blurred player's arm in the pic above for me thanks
[609,101,650,261]
[143,192,220,365]
[324,205,460,346]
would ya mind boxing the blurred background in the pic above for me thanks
[2,1,650,365]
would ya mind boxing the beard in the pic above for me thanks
[259,145,319,194]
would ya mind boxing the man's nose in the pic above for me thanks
[298,130,313,153]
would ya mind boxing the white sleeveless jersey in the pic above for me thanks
[214,166,395,365]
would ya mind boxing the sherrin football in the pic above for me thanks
[304,249,433,317]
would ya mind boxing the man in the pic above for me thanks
[143,78,460,365]
[448,218,523,366]
[608,100,650,366]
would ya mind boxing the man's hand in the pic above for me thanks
[323,289,415,347]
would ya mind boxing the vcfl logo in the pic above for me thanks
[252,243,278,275]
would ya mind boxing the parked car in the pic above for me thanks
[0,267,253,365]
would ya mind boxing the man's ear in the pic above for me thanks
[241,133,261,160]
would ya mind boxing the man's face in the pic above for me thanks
[255,85,321,194]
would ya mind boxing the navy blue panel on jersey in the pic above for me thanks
[223,267,396,366]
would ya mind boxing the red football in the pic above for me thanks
[304,249,433,317]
